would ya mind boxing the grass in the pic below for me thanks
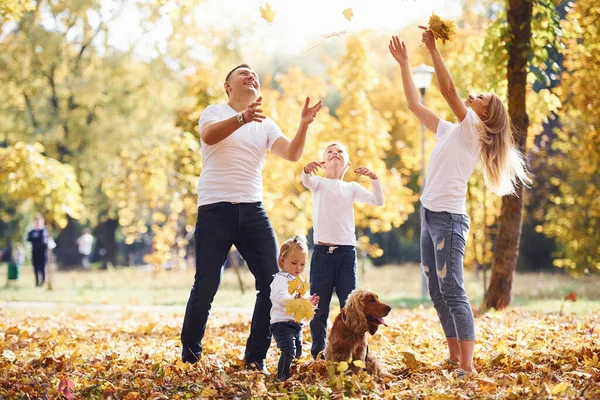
[0,262,598,313]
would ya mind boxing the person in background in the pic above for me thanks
[77,228,94,269]
[27,213,48,287]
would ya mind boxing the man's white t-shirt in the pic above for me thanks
[302,172,384,246]
[197,104,284,206]
[421,108,482,215]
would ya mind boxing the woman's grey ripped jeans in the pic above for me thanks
[421,207,476,341]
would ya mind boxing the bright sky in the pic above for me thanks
[107,0,462,59]
[194,0,462,54]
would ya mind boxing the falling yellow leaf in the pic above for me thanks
[285,298,316,322]
[259,3,275,23]
[287,275,310,296]
[427,12,456,44]
[342,7,353,22]
[550,382,569,395]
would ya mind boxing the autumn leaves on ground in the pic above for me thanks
[1,307,598,399]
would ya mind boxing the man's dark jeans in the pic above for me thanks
[181,202,278,365]
[270,321,302,379]
[309,244,358,359]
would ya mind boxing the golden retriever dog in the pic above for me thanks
[324,288,391,376]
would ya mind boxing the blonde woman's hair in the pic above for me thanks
[279,235,308,262]
[478,94,532,196]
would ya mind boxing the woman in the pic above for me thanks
[388,29,530,377]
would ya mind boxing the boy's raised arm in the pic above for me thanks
[352,167,385,206]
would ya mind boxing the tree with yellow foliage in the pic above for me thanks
[0,142,82,229]
[540,0,600,274]
[102,132,200,270]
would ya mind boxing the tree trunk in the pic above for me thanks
[485,0,532,310]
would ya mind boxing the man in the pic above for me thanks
[180,64,322,373]
[76,228,94,269]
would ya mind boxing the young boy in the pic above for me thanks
[270,235,319,380]
[302,143,385,359]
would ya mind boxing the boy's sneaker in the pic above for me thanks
[245,361,270,376]
[453,368,477,379]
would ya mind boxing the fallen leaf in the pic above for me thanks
[550,382,569,394]
[564,292,577,302]
[353,360,366,369]
[337,361,349,372]
[1,350,16,362]
[476,378,497,393]
[584,353,599,367]
[57,377,76,400]
[342,8,353,22]
[200,385,219,397]
[400,351,420,371]
[259,3,275,23]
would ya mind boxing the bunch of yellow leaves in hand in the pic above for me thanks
[288,275,310,296]
[427,12,456,44]
[286,275,315,322]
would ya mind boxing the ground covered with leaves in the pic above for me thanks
[1,307,599,399]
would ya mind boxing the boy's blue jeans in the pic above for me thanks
[309,244,358,358]
[421,207,476,341]
[181,202,279,365]
[270,321,302,379]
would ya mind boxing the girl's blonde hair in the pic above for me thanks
[279,235,308,264]
[478,94,532,196]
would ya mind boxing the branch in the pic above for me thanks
[23,92,39,129]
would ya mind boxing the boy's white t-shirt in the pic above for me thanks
[302,172,384,246]
[196,104,284,206]
[420,108,482,215]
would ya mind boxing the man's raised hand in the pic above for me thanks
[300,97,322,126]
[304,161,325,175]
[242,96,266,123]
